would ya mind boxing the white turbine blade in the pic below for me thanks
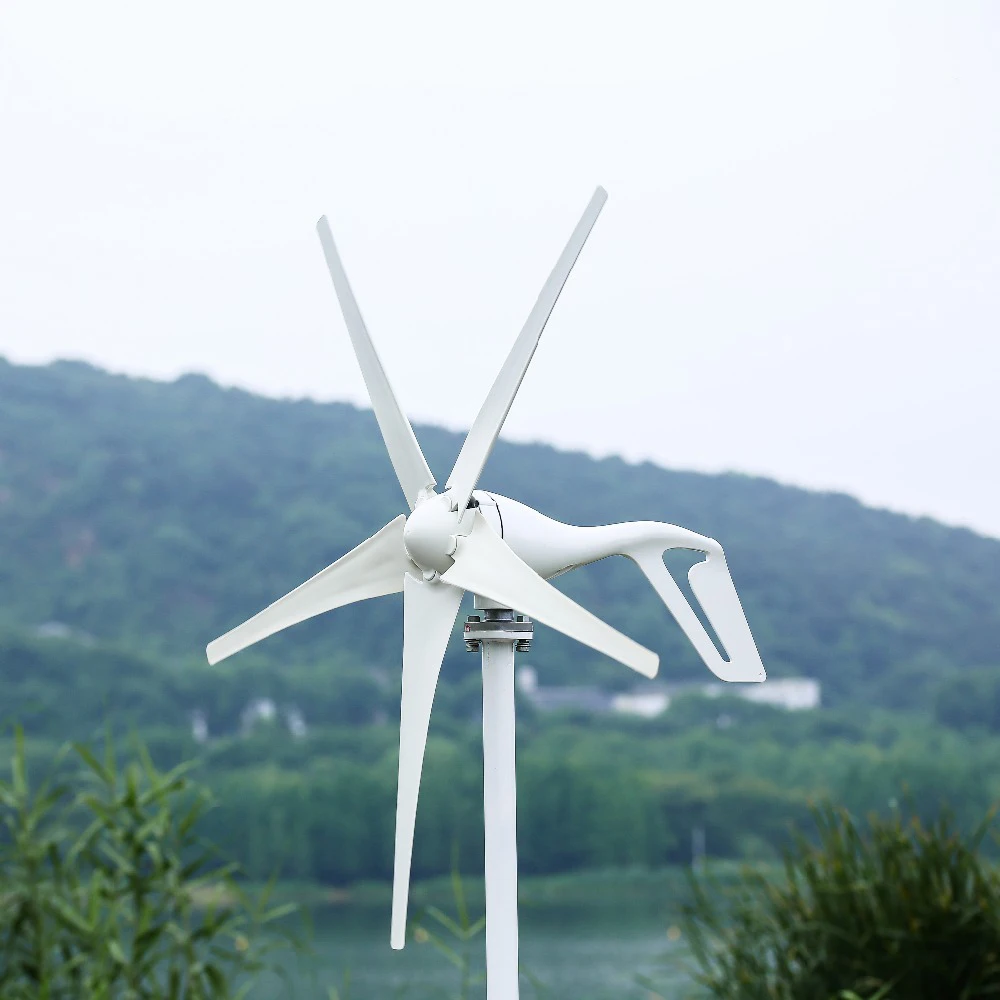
[317,217,436,511]
[391,574,465,950]
[445,188,608,511]
[206,515,410,665]
[632,546,765,683]
[441,511,658,679]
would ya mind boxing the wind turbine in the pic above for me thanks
[206,187,765,999]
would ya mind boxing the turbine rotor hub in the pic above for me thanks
[403,492,466,575]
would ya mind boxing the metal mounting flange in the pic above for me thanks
[464,608,533,652]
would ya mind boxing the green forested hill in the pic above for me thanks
[2,355,1000,881]
[0,355,998,710]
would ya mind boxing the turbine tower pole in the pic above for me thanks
[465,601,533,1000]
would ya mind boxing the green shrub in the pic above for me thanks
[0,725,298,998]
[681,801,1000,1000]
[409,863,486,1000]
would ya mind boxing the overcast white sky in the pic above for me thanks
[1,3,997,537]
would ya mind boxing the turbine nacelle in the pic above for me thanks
[468,490,764,684]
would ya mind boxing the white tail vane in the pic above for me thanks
[634,544,764,683]
[206,188,766,969]
[467,493,765,683]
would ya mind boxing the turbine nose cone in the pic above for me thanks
[403,493,463,575]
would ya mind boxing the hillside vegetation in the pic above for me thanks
[1,356,998,883]
[1,356,997,706]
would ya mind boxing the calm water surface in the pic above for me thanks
[252,885,699,1000]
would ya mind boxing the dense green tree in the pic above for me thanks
[934,667,1000,732]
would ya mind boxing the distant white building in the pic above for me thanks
[733,678,820,711]
[240,697,277,735]
[617,677,821,715]
[515,666,611,713]
[516,666,820,718]
[516,667,538,694]
[238,698,308,738]
[611,689,670,718]
[33,621,95,645]
[34,621,73,639]
[191,709,209,744]
[285,706,308,739]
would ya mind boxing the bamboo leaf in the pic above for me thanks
[73,743,112,786]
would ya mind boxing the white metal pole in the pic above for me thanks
[481,632,520,1000]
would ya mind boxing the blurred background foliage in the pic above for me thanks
[678,802,1000,1000]
[1,356,999,885]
